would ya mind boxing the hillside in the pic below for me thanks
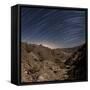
[21,42,87,82]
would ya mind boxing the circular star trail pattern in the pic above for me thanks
[21,7,86,48]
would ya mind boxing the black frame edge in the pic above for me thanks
[11,5,20,85]
[13,4,88,10]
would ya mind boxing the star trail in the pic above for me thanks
[21,7,86,48]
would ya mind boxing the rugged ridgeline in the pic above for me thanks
[21,42,87,82]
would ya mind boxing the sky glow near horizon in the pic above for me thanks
[21,7,86,48]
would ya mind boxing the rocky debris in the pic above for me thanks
[21,42,87,82]
[65,44,87,80]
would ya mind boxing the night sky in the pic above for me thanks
[21,7,86,48]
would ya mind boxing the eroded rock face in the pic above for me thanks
[21,42,87,83]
